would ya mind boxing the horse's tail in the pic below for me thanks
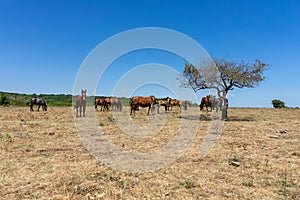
[26,102,30,106]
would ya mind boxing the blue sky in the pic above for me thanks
[1,0,299,107]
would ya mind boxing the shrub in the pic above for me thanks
[272,99,286,108]
[0,94,10,106]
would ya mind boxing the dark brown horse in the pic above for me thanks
[200,96,212,111]
[104,97,122,111]
[75,90,87,117]
[95,98,105,111]
[27,97,47,111]
[167,97,181,111]
[130,95,156,115]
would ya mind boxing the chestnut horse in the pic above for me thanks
[27,97,47,111]
[95,98,105,111]
[167,97,181,111]
[75,90,87,117]
[130,95,156,115]
[104,97,122,111]
[200,96,212,111]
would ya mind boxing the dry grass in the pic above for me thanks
[0,106,299,199]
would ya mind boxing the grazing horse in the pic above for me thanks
[167,97,181,111]
[200,96,212,111]
[104,97,122,112]
[156,98,171,113]
[212,98,223,112]
[130,95,156,115]
[95,98,105,111]
[75,90,87,117]
[27,98,47,111]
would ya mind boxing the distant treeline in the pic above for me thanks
[0,91,133,107]
[0,91,73,106]
[0,91,198,107]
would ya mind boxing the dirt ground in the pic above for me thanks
[0,106,299,199]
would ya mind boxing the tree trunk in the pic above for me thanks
[222,98,228,120]
[217,90,228,120]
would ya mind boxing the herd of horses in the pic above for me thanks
[27,90,223,117]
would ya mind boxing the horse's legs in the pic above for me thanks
[83,105,86,117]
[30,104,33,111]
[130,106,134,115]
[79,106,82,117]
[76,106,79,117]
[150,104,155,114]
[38,104,41,112]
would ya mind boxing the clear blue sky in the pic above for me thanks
[1,0,299,107]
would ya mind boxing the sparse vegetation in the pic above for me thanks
[99,122,104,126]
[107,115,115,122]
[0,133,12,142]
[0,106,299,199]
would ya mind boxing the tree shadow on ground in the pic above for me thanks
[178,114,256,122]
[226,116,256,121]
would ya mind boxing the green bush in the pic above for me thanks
[0,94,10,106]
[272,99,286,108]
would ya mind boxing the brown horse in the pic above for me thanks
[104,97,122,111]
[75,90,87,117]
[212,98,223,112]
[156,98,171,113]
[167,97,181,111]
[27,97,47,112]
[130,95,156,115]
[200,96,212,111]
[95,98,105,111]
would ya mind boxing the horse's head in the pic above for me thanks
[81,90,87,101]
[166,97,172,103]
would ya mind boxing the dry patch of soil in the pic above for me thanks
[0,106,299,199]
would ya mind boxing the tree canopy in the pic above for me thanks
[179,58,269,119]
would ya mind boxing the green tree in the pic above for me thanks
[272,99,286,108]
[179,58,269,120]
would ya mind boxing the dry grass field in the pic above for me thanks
[0,106,299,199]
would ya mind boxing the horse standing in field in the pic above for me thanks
[167,97,181,111]
[74,90,87,117]
[212,98,223,112]
[200,96,212,111]
[156,98,171,113]
[130,95,156,115]
[103,97,122,112]
[27,98,47,111]
[95,98,105,111]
